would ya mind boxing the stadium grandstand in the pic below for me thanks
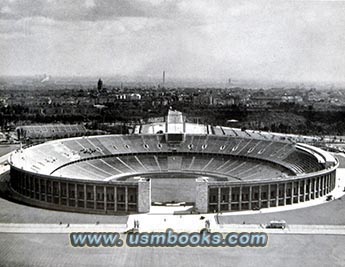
[8,109,338,214]
[16,124,90,141]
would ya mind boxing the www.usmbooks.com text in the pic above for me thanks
[70,229,268,247]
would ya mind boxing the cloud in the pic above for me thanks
[0,0,345,83]
[0,0,180,21]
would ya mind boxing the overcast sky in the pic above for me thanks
[0,0,345,83]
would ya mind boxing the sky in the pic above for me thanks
[0,0,345,84]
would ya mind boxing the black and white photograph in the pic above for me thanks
[0,0,345,266]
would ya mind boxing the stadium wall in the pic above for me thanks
[9,161,338,215]
[9,166,151,214]
[7,131,339,214]
[195,165,338,213]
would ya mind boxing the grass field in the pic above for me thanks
[151,178,196,203]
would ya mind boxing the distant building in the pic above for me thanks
[192,94,211,105]
[97,79,103,92]
[115,93,142,101]
[211,95,240,106]
[250,96,281,106]
[129,93,142,100]
[281,95,303,104]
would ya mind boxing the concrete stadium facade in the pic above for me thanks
[196,169,337,213]
[7,110,338,214]
[9,166,150,214]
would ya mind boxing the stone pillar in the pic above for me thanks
[138,178,151,213]
[114,186,117,212]
[283,183,287,206]
[45,179,47,202]
[195,177,209,213]
[28,176,31,196]
[303,180,306,202]
[66,182,69,207]
[58,181,61,205]
[33,177,36,198]
[249,186,252,210]
[38,178,41,201]
[93,185,96,210]
[331,172,336,190]
[104,186,107,212]
[327,175,330,193]
[228,187,232,211]
[319,177,322,196]
[217,187,221,212]
[75,183,78,208]
[239,186,243,211]
[267,184,271,208]
[275,184,279,207]
[125,187,128,212]
[323,176,326,195]
[84,184,87,208]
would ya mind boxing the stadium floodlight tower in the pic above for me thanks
[165,109,186,143]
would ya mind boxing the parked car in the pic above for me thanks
[326,195,334,201]
[266,220,287,229]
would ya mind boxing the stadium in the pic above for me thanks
[7,110,338,214]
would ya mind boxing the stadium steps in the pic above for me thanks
[167,156,183,170]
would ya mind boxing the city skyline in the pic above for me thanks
[1,0,345,84]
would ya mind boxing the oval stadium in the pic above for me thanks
[8,110,338,214]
